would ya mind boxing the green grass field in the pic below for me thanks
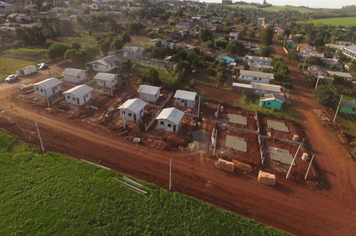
[0,57,36,80]
[226,4,331,12]
[296,17,356,27]
[50,34,97,46]
[0,131,289,235]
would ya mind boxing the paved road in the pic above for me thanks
[270,38,356,200]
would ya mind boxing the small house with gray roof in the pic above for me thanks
[86,54,125,72]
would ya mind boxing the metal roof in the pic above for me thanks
[137,85,161,95]
[260,93,286,103]
[118,98,147,113]
[88,55,125,66]
[94,72,117,81]
[341,100,356,108]
[34,77,62,89]
[62,68,85,76]
[248,62,273,69]
[245,55,272,62]
[156,107,184,125]
[63,84,93,97]
[251,82,281,92]
[327,71,352,78]
[240,70,274,80]
[345,45,356,52]
[174,90,197,101]
[232,82,252,88]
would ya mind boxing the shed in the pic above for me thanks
[34,77,62,98]
[118,98,147,122]
[62,68,86,84]
[174,90,197,108]
[138,85,161,103]
[94,73,118,88]
[259,93,286,110]
[156,107,184,133]
[63,84,93,106]
[339,100,356,115]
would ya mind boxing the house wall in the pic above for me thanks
[240,75,270,84]
[245,59,271,66]
[34,84,61,97]
[339,106,356,115]
[139,91,160,103]
[92,63,116,72]
[176,98,195,108]
[120,108,143,122]
[157,119,180,132]
[96,76,118,88]
[64,71,86,83]
[259,100,282,110]
[64,92,91,106]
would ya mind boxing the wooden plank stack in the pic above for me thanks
[232,160,252,173]
[258,170,276,186]
[215,158,234,173]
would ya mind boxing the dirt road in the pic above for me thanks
[0,57,356,235]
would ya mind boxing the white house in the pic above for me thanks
[248,62,273,72]
[174,90,197,108]
[86,54,125,72]
[244,56,272,66]
[34,78,62,97]
[156,107,184,133]
[342,45,356,60]
[239,70,274,84]
[62,68,86,84]
[122,47,146,58]
[118,98,147,122]
[63,85,93,106]
[229,32,240,41]
[327,71,353,82]
[94,73,118,88]
[138,85,161,103]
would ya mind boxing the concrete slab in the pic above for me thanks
[269,147,295,166]
[225,135,247,152]
[267,120,289,133]
[228,114,247,125]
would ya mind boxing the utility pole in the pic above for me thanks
[35,122,45,152]
[304,154,315,180]
[333,95,343,123]
[286,142,302,179]
[122,102,126,129]
[301,56,307,74]
[169,159,172,190]
[315,71,321,90]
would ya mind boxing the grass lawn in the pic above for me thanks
[0,131,290,235]
[262,6,329,13]
[340,116,356,136]
[226,4,258,9]
[342,92,356,101]
[0,57,36,80]
[296,17,356,27]
[237,97,297,121]
[49,34,97,46]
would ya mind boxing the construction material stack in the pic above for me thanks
[232,160,252,173]
[215,158,234,173]
[258,170,276,186]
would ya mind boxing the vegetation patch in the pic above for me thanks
[48,34,97,46]
[296,17,356,27]
[1,48,47,63]
[0,57,36,79]
[0,131,289,235]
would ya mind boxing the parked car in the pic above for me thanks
[5,74,18,83]
[38,63,48,70]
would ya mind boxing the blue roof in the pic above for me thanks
[218,55,235,64]
[346,45,356,52]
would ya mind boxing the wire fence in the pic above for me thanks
[132,58,167,71]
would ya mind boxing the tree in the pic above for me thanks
[71,42,81,50]
[199,28,213,42]
[307,56,324,66]
[261,45,271,57]
[121,32,131,44]
[314,84,336,107]
[155,40,161,48]
[206,40,214,49]
[271,56,284,66]
[100,41,111,56]
[143,69,161,86]
[288,49,300,61]
[259,27,273,45]
[111,38,124,50]
[349,60,356,77]
[47,43,71,59]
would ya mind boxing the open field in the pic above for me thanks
[0,131,288,235]
[226,4,331,12]
[48,34,97,46]
[0,57,36,80]
[296,17,356,27]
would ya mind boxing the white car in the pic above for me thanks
[5,74,18,83]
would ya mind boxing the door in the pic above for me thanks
[134,114,136,122]
[104,81,106,87]
[84,95,86,102]
[184,100,187,106]
[173,125,176,132]
[52,88,55,94]
[77,98,80,105]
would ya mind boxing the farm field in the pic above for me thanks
[296,17,356,27]
[0,131,288,235]
[0,57,36,80]
[226,4,331,12]
[48,34,97,46]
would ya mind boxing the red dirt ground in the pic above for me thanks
[1,50,356,235]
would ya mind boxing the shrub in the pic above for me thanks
[282,82,294,89]
[271,106,277,113]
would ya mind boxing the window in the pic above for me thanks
[36,88,39,91]
[168,124,172,128]
[94,65,97,68]
[67,95,70,99]
[254,77,257,80]
[128,113,132,117]
[267,102,271,105]
[160,121,164,125]
[72,97,75,101]
[122,111,125,115]
[259,78,261,80]
[86,94,88,98]
[40,89,43,92]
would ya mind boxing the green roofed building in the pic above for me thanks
[339,100,356,115]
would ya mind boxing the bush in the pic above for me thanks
[282,82,294,89]
[271,106,277,113]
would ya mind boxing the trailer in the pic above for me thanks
[16,65,37,76]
